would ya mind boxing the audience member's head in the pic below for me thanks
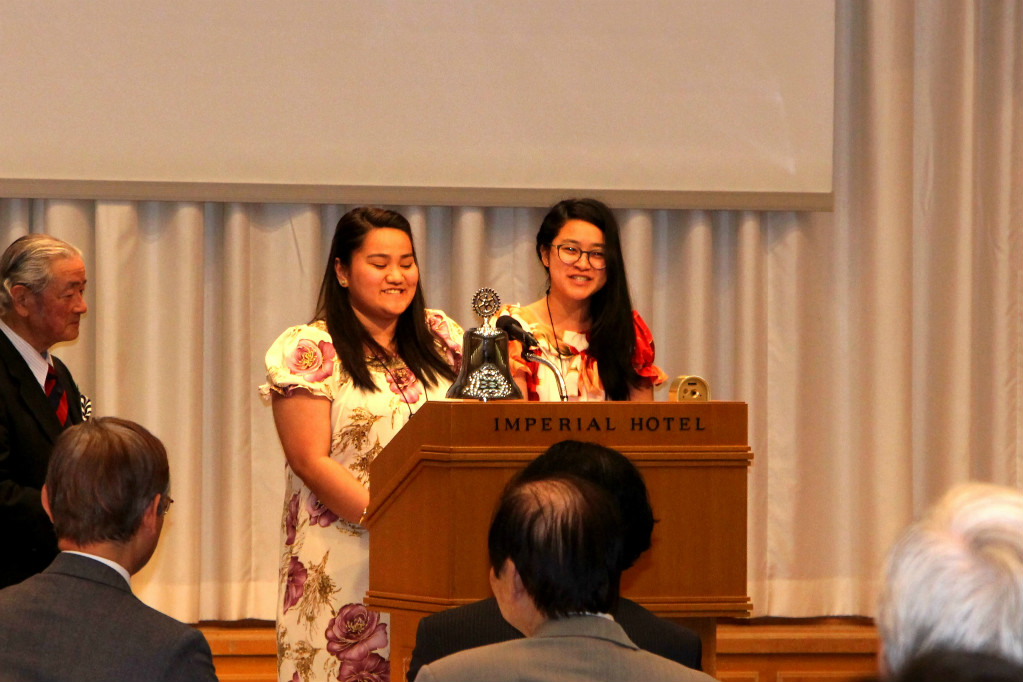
[890,648,1023,682]
[487,474,623,628]
[877,482,1023,677]
[42,417,171,574]
[518,439,654,569]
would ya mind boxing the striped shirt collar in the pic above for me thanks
[0,317,51,388]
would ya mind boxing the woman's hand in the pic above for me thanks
[271,391,369,524]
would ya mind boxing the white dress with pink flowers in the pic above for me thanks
[261,311,463,682]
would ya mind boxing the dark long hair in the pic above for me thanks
[313,207,456,392]
[536,198,640,400]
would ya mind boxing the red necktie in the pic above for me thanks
[44,365,69,426]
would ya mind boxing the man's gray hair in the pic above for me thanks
[878,482,1023,676]
[0,234,82,317]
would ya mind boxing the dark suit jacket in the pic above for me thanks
[416,614,714,682]
[0,331,83,588]
[408,596,702,681]
[0,552,218,682]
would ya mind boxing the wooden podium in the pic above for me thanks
[365,400,752,680]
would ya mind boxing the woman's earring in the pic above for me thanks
[340,279,348,287]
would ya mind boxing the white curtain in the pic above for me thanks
[1,1,1019,622]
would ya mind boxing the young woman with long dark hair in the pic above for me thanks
[260,207,462,681]
[499,198,664,401]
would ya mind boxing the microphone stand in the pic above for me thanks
[522,349,568,402]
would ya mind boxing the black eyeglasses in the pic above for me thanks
[551,244,607,270]
[160,495,174,517]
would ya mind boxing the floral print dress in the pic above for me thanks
[260,311,463,682]
[498,304,666,401]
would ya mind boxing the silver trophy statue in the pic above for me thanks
[445,288,523,401]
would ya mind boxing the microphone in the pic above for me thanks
[496,315,568,402]
[496,315,539,350]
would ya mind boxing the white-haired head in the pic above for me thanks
[878,482,1023,676]
[0,234,82,317]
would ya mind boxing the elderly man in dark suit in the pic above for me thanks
[416,471,713,682]
[409,440,702,681]
[0,416,218,682]
[0,234,88,588]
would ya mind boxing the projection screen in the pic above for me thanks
[0,1,835,209]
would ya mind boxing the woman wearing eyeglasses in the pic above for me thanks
[498,198,666,401]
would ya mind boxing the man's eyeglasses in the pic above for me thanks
[159,495,174,516]
[551,244,607,270]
